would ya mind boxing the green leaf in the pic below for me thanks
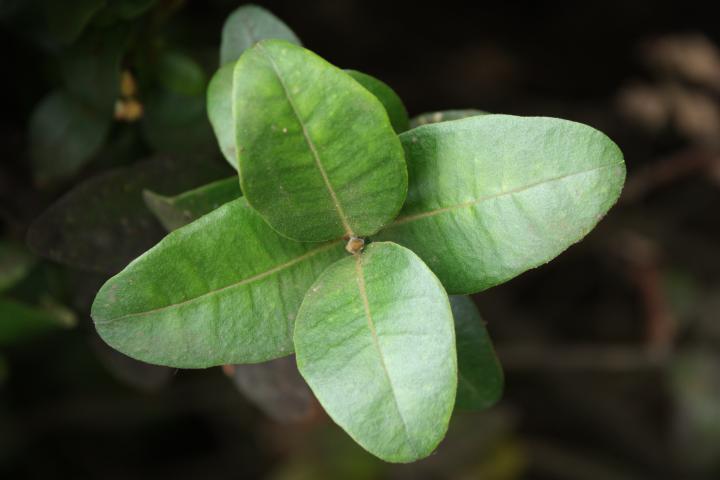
[0,298,76,346]
[91,198,346,368]
[234,40,407,241]
[209,63,410,169]
[346,70,409,133]
[143,177,241,231]
[220,4,301,66]
[142,89,216,155]
[229,355,314,423]
[207,62,237,168]
[0,243,36,293]
[29,91,111,184]
[409,109,488,129]
[44,0,106,44]
[450,295,503,410]
[294,242,456,463]
[377,115,626,294]
[156,51,207,97]
[27,156,229,273]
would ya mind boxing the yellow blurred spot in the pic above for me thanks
[114,98,144,122]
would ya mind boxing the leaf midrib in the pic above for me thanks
[95,241,341,324]
[388,162,623,227]
[354,255,419,457]
[256,42,354,237]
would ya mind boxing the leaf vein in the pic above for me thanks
[389,162,623,226]
[95,241,341,324]
[354,255,419,457]
[256,42,353,236]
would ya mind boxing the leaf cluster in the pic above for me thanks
[83,5,625,462]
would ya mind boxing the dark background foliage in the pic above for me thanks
[2,0,719,478]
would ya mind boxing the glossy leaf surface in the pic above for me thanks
[143,177,241,231]
[207,62,237,168]
[450,296,503,410]
[346,70,409,133]
[234,40,407,241]
[92,198,346,368]
[294,242,456,462]
[377,115,626,294]
[220,4,301,65]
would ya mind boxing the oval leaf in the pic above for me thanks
[220,4,301,66]
[207,61,237,168]
[91,198,346,368]
[294,242,456,462]
[234,40,407,241]
[346,70,409,133]
[208,63,408,169]
[450,295,503,410]
[143,177,241,231]
[377,115,626,294]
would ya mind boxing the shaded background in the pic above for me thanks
[2,0,720,478]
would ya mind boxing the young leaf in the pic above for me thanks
[207,62,237,168]
[346,70,409,133]
[294,242,456,463]
[450,295,503,410]
[409,109,488,129]
[143,177,241,231]
[234,40,407,241]
[91,198,346,368]
[220,4,301,66]
[377,115,626,294]
[29,91,111,184]
[229,355,315,423]
[27,156,229,273]
[0,298,76,346]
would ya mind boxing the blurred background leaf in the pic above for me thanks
[0,298,75,347]
[26,155,230,273]
[28,91,111,184]
[227,356,315,424]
